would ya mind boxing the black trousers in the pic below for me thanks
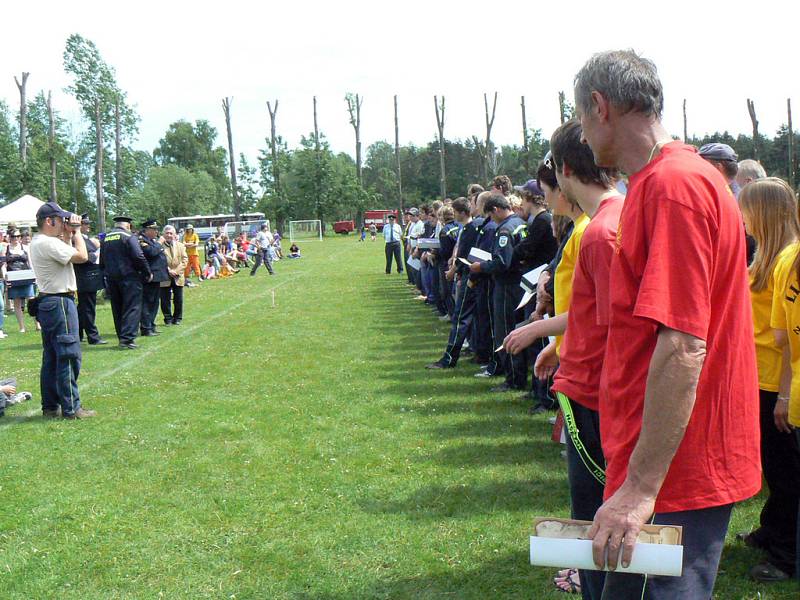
[492,280,527,388]
[473,278,494,367]
[385,241,403,273]
[754,389,800,575]
[440,278,476,366]
[160,282,184,324]
[403,245,413,282]
[77,290,101,343]
[141,282,161,334]
[107,277,143,344]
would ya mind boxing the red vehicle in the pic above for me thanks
[333,220,355,234]
[363,209,398,231]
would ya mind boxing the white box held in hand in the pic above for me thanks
[467,247,491,263]
[417,238,440,249]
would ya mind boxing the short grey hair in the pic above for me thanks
[738,159,767,181]
[163,225,176,234]
[574,50,664,118]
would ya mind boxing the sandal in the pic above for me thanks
[553,568,581,594]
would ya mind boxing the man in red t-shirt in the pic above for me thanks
[574,50,760,599]
[505,119,622,600]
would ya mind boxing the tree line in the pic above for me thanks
[1,34,799,233]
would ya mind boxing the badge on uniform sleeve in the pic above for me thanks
[499,235,508,248]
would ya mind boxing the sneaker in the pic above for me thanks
[62,407,97,420]
[185,281,197,287]
[9,391,32,405]
[474,370,495,378]
[438,314,451,322]
[749,562,789,583]
[0,331,7,339]
[490,383,515,393]
[42,408,60,419]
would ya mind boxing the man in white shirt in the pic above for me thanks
[249,224,275,276]
[28,201,94,419]
[383,214,403,274]
[405,208,424,290]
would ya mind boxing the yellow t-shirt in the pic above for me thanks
[752,244,798,391]
[184,232,199,256]
[553,213,590,356]
[770,242,800,426]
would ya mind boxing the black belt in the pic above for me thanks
[40,292,76,299]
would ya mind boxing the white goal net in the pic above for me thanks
[289,220,323,242]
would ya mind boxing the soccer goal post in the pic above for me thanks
[289,220,323,242]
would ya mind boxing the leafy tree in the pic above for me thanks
[236,153,259,214]
[0,101,23,202]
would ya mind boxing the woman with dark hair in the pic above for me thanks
[4,230,36,333]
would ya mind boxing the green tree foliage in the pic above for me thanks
[0,101,23,202]
[236,153,259,214]
[125,165,227,225]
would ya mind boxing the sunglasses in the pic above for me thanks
[543,151,554,171]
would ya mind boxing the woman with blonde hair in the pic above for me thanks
[739,177,800,582]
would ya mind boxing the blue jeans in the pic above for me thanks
[0,281,5,330]
[37,295,81,416]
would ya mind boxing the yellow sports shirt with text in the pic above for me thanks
[553,213,590,357]
[770,242,800,426]
[752,244,798,391]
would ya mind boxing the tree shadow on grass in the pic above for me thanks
[432,440,564,469]
[429,415,548,439]
[358,478,569,520]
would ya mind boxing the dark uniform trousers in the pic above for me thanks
[492,281,527,388]
[403,244,412,283]
[38,295,82,417]
[141,282,161,334]
[250,248,274,275]
[77,291,101,343]
[473,278,495,369]
[441,278,476,366]
[107,278,143,345]
[160,282,184,324]
[385,241,403,273]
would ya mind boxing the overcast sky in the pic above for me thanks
[2,0,798,170]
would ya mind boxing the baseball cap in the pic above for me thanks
[80,213,91,224]
[515,179,544,197]
[36,201,71,220]
[408,208,419,216]
[698,143,738,162]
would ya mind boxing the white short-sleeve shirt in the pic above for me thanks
[29,234,77,293]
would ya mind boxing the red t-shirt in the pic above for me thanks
[600,142,760,513]
[552,195,623,411]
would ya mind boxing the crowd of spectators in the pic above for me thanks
[394,49,800,597]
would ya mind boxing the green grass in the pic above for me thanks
[0,236,796,599]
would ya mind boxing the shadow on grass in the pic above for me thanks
[432,440,563,468]
[358,478,569,519]
[303,552,546,600]
[429,415,549,439]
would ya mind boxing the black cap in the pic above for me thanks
[387,214,396,219]
[141,218,159,229]
[698,143,738,162]
[36,201,71,220]
[113,215,133,224]
[80,213,91,224]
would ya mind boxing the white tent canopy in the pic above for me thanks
[0,194,45,228]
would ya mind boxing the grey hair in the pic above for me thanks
[574,50,664,118]
[163,225,176,234]
[738,159,767,181]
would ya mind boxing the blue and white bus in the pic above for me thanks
[167,212,267,240]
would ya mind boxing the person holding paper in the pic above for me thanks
[469,192,528,391]
[405,208,425,295]
[470,192,500,378]
[575,50,760,598]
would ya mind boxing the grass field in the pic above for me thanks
[0,236,796,599]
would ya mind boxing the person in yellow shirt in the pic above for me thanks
[182,224,202,284]
[741,177,800,582]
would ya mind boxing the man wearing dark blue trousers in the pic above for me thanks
[29,201,96,419]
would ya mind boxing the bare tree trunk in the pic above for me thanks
[747,99,760,161]
[47,91,58,202]
[346,93,364,187]
[94,97,105,232]
[221,97,241,226]
[394,95,404,222]
[115,95,122,203]
[14,72,30,167]
[789,98,795,189]
[471,135,486,184]
[434,95,446,199]
[558,91,567,125]
[521,95,529,174]
[484,92,498,177]
[683,99,688,143]
[313,96,324,229]
[267,100,283,230]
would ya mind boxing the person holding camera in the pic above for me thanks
[28,201,94,419]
